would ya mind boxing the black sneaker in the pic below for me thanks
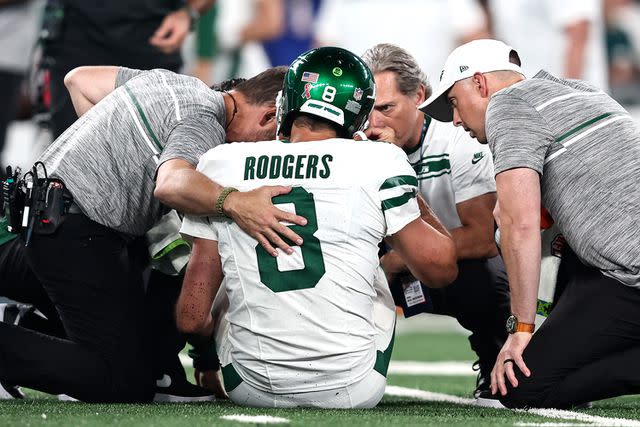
[472,360,505,408]
[153,375,215,403]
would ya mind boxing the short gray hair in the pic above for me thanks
[362,43,431,98]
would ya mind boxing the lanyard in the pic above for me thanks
[410,115,431,160]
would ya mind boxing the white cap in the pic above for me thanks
[418,39,523,122]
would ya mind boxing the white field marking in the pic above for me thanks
[220,415,290,424]
[395,314,468,335]
[520,408,640,427]
[388,361,475,376]
[515,423,593,427]
[384,386,640,427]
[385,385,475,405]
[180,355,476,377]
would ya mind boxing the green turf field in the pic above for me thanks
[1,317,639,426]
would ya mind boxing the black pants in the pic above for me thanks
[0,238,65,337]
[0,214,154,402]
[0,234,190,393]
[431,256,511,371]
[501,252,640,409]
[145,269,189,384]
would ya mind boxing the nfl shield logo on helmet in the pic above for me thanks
[301,71,319,83]
[353,88,363,101]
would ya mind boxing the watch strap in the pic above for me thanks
[514,322,535,333]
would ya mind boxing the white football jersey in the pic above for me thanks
[181,138,419,394]
[408,118,496,230]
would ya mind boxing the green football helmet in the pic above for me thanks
[276,46,376,138]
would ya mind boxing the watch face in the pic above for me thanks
[506,315,517,333]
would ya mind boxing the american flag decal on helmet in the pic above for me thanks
[301,72,319,83]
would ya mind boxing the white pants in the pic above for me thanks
[228,368,386,409]
[212,266,395,409]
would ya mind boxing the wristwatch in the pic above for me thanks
[506,314,535,334]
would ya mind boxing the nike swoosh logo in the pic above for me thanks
[156,374,172,388]
[471,154,485,164]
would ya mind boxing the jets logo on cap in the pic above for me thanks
[459,65,469,73]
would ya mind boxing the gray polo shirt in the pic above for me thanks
[39,67,226,236]
[486,70,640,287]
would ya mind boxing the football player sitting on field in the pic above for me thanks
[176,47,458,408]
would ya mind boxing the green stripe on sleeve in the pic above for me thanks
[124,85,163,152]
[381,190,416,212]
[380,175,418,190]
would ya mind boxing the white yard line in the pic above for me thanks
[220,415,290,424]
[515,423,593,427]
[388,361,475,376]
[521,408,640,427]
[385,386,640,427]
[385,385,475,405]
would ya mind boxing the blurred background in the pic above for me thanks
[2,0,640,171]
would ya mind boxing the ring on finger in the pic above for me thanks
[503,358,515,365]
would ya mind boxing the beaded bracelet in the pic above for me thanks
[215,187,238,218]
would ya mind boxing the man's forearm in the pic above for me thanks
[417,195,451,237]
[500,223,541,323]
[155,165,224,216]
[450,226,498,260]
[64,66,120,117]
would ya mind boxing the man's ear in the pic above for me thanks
[259,106,277,126]
[414,84,427,105]
[473,72,490,98]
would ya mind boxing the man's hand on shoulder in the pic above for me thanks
[223,186,308,257]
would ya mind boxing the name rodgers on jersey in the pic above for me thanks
[244,154,333,181]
